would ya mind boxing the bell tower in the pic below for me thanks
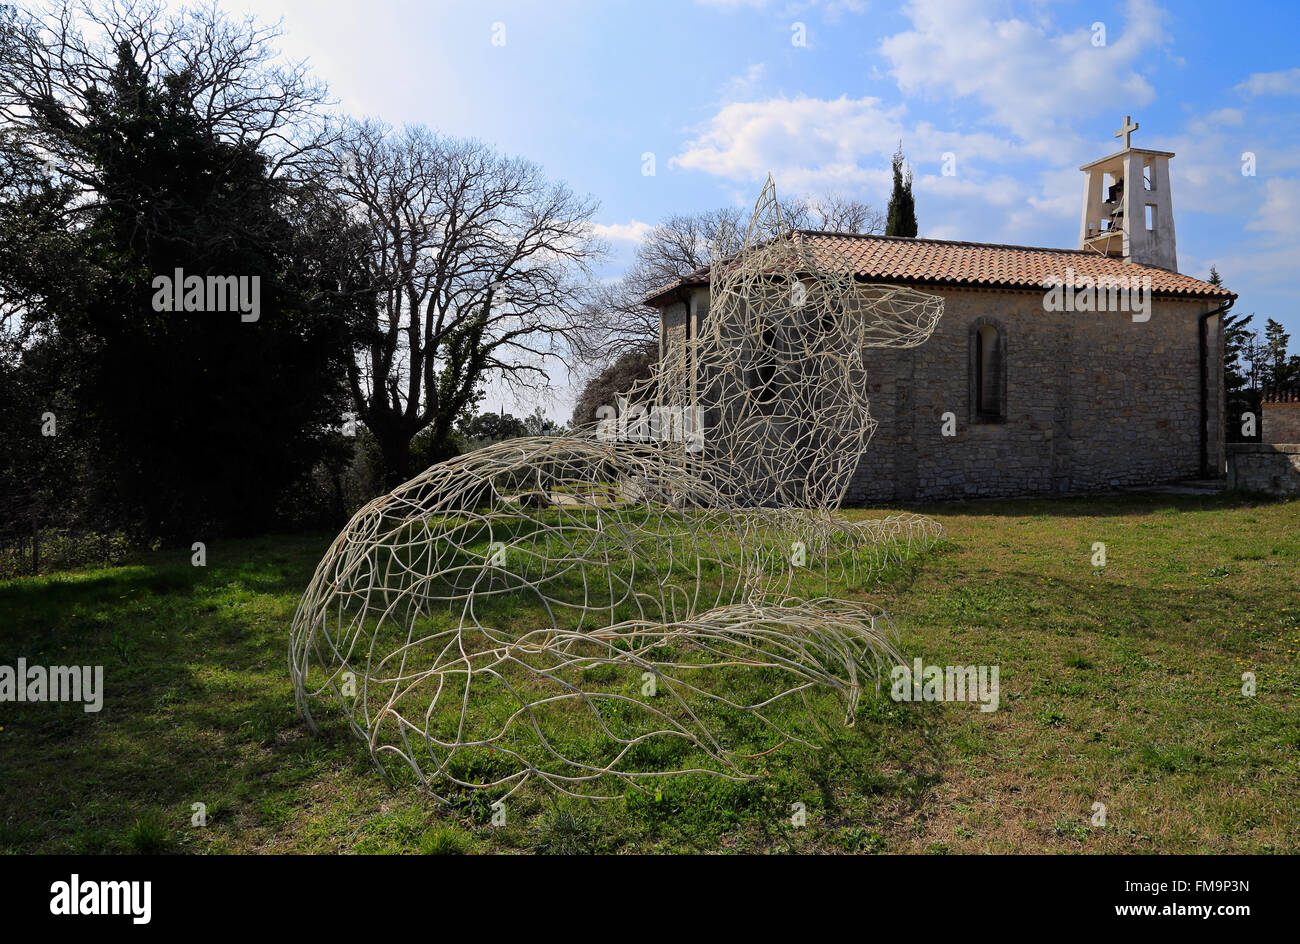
[1078,116,1178,271]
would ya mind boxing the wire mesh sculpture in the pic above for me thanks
[629,176,944,509]
[289,177,946,800]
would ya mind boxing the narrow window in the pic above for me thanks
[754,322,778,402]
[971,322,1005,423]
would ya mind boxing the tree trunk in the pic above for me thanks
[374,428,413,491]
[328,468,346,525]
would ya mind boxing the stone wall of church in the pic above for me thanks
[842,288,1224,504]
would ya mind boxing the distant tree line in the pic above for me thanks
[1217,266,1298,443]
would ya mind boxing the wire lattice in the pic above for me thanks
[289,178,946,799]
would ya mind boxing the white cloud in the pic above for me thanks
[1191,244,1300,291]
[1149,109,1300,222]
[1246,178,1300,242]
[679,0,1184,235]
[590,220,655,243]
[879,0,1167,154]
[1235,68,1300,97]
[1191,107,1245,129]
[720,63,767,103]
[671,95,905,185]
[668,89,1087,245]
[671,94,1020,195]
[669,92,1089,244]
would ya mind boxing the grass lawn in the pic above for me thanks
[2,492,1297,854]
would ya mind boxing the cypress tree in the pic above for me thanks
[886,142,918,237]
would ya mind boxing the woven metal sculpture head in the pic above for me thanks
[678,176,944,508]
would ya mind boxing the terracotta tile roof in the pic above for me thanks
[644,230,1235,305]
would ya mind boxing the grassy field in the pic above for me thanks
[2,491,1297,854]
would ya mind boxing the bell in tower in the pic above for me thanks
[1078,116,1178,271]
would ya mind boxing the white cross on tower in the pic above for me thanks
[1115,115,1139,150]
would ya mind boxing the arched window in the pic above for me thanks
[744,305,780,405]
[969,320,1006,423]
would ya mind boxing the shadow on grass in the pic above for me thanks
[851,490,1295,520]
[0,534,353,853]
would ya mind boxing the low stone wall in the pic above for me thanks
[1263,401,1300,444]
[1226,443,1300,496]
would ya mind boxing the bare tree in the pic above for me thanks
[807,193,887,234]
[571,208,738,369]
[329,119,603,484]
[0,0,331,200]
[633,207,744,285]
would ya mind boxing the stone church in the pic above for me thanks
[644,118,1237,502]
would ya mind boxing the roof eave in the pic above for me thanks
[643,279,708,308]
[646,273,1234,305]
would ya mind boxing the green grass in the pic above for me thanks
[1,493,1297,854]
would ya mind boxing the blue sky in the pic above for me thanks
[223,0,1300,415]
